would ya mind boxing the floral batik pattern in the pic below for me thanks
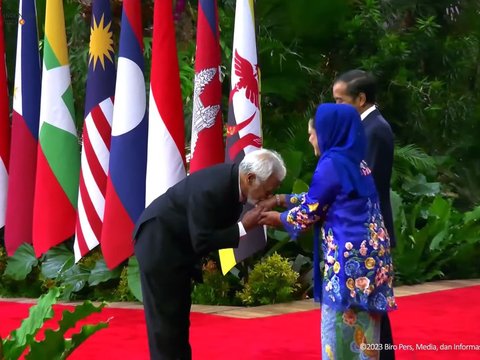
[322,304,381,360]
[322,199,397,313]
[286,193,306,208]
[280,193,328,237]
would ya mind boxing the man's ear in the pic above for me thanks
[247,173,256,184]
[358,92,367,107]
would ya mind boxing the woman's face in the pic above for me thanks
[308,122,320,157]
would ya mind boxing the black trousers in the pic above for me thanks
[139,270,192,360]
[379,313,395,360]
[134,218,193,360]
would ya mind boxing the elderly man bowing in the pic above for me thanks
[133,148,286,360]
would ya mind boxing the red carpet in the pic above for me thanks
[0,286,479,359]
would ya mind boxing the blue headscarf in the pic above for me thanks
[314,103,373,198]
[311,103,374,302]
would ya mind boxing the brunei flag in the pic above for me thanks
[4,0,42,255]
[33,0,80,257]
[219,0,263,275]
[101,0,147,269]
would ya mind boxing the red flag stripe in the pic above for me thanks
[82,125,108,198]
[78,171,103,241]
[90,102,113,151]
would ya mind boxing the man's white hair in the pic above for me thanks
[239,149,286,182]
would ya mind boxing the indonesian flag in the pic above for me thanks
[101,0,147,269]
[146,0,186,206]
[74,0,116,262]
[4,0,42,255]
[189,0,224,173]
[0,0,10,229]
[33,0,80,257]
[219,0,263,275]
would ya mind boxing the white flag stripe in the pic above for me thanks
[146,89,185,206]
[231,1,257,83]
[12,4,23,115]
[230,0,261,150]
[0,161,7,227]
[73,237,81,262]
[76,191,100,253]
[79,146,106,219]
[98,97,114,126]
[84,114,110,174]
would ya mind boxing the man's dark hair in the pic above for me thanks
[334,69,377,104]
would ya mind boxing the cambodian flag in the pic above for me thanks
[189,0,224,173]
[4,0,41,255]
[100,0,147,269]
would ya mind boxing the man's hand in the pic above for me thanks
[259,211,282,227]
[241,206,265,231]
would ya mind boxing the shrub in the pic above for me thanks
[191,260,241,306]
[237,253,300,306]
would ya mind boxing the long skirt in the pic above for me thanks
[321,304,381,360]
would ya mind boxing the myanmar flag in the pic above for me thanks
[33,0,80,257]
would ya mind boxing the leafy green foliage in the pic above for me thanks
[392,193,480,284]
[2,288,58,359]
[0,244,7,276]
[237,253,300,306]
[41,245,75,280]
[88,258,122,287]
[126,256,143,302]
[4,244,38,281]
[0,287,109,360]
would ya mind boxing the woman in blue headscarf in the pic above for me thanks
[259,103,396,360]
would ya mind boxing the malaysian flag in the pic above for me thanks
[74,0,116,261]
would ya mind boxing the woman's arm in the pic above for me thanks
[263,159,341,238]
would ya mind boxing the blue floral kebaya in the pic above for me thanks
[278,104,397,359]
[281,163,396,313]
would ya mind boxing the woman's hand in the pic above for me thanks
[257,194,285,210]
[259,211,282,227]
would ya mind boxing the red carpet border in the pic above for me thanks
[0,286,479,359]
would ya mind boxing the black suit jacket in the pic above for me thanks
[133,163,243,274]
[363,109,396,247]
